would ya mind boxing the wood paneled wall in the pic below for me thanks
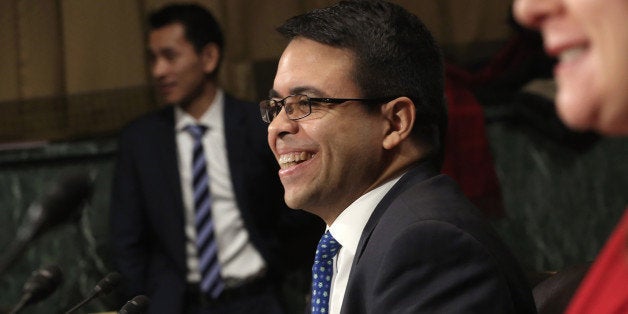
[0,0,514,143]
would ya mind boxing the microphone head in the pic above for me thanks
[0,173,93,277]
[39,173,93,231]
[93,272,122,296]
[119,295,150,314]
[22,265,63,305]
[21,173,94,241]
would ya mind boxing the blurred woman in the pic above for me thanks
[514,0,628,312]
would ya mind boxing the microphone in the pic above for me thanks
[9,265,64,314]
[0,173,93,276]
[64,272,122,314]
[119,295,150,314]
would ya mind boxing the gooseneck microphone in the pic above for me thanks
[9,265,64,314]
[119,295,150,314]
[64,272,122,314]
[0,173,93,276]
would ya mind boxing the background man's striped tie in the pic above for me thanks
[186,124,224,299]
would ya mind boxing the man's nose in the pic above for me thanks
[151,58,168,78]
[268,107,299,140]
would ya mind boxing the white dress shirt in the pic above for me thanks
[175,89,266,287]
[327,175,402,314]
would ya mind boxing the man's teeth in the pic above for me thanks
[559,47,585,63]
[279,152,314,167]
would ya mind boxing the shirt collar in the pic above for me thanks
[328,175,402,256]
[175,89,224,131]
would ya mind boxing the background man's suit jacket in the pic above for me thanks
[340,164,536,313]
[110,95,321,312]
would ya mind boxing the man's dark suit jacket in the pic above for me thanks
[340,164,536,313]
[110,95,321,313]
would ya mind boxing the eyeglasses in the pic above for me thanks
[259,94,396,123]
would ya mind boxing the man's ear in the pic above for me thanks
[382,97,415,150]
[201,43,220,75]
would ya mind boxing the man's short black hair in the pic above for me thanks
[278,0,447,169]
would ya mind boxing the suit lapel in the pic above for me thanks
[223,96,250,220]
[154,107,187,272]
[157,107,182,208]
[340,164,437,313]
[350,163,437,266]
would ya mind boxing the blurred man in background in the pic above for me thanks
[110,3,321,313]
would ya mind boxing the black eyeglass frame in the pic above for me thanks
[259,94,397,123]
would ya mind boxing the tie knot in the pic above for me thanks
[185,124,207,140]
[315,231,341,263]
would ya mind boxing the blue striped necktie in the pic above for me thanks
[311,231,341,314]
[185,124,224,299]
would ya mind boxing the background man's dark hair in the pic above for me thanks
[148,3,224,77]
[277,0,447,169]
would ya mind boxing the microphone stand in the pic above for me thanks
[8,294,30,314]
[0,239,30,278]
[65,296,94,314]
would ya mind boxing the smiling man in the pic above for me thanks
[262,1,536,313]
